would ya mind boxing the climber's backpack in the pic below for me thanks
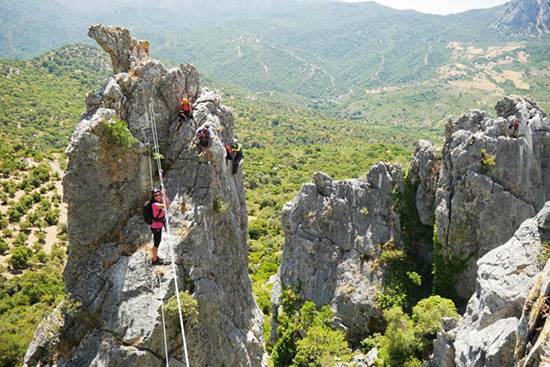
[225,144,233,158]
[143,200,155,225]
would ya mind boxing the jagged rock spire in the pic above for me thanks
[25,25,266,367]
[89,24,151,73]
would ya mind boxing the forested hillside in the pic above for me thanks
[1,0,549,128]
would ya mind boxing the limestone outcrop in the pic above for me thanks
[88,24,151,74]
[273,164,403,344]
[408,139,438,226]
[24,25,266,367]
[435,96,550,303]
[431,201,550,367]
[515,257,550,366]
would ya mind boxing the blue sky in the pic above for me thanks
[341,0,510,15]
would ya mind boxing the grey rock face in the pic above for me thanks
[493,0,550,35]
[408,140,438,226]
[275,163,403,344]
[24,25,265,367]
[430,328,457,367]
[515,203,550,366]
[312,171,333,196]
[452,203,550,367]
[88,24,151,73]
[435,96,550,303]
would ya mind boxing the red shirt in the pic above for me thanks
[180,102,192,113]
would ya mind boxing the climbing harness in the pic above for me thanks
[146,100,191,367]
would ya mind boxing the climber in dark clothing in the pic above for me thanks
[225,140,244,174]
[195,124,215,161]
[150,188,171,265]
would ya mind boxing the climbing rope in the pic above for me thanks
[146,100,191,367]
[146,140,154,190]
[157,274,170,367]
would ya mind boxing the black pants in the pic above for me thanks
[152,228,162,248]
[179,111,193,121]
[232,157,241,174]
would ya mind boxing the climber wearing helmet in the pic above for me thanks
[195,124,216,162]
[225,138,244,174]
[176,97,194,130]
[150,188,171,265]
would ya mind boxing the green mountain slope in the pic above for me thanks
[1,0,548,129]
[0,0,528,98]
[0,45,109,151]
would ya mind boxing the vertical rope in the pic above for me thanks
[147,140,154,190]
[157,275,170,367]
[147,100,190,367]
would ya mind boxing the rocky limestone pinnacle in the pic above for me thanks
[273,163,403,345]
[88,24,151,74]
[24,24,266,367]
[434,95,550,305]
[429,201,550,367]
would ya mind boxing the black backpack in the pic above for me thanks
[143,200,155,224]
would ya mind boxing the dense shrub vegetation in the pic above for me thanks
[372,296,458,366]
[272,290,352,367]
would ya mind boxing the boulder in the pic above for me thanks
[515,202,550,366]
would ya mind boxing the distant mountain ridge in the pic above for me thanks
[493,0,550,35]
[1,0,549,123]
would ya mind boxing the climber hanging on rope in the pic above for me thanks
[195,124,216,162]
[145,188,172,265]
[176,97,194,131]
[224,139,244,174]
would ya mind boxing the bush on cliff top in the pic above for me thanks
[101,118,138,148]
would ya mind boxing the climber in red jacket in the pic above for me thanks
[176,97,194,130]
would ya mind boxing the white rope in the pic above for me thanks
[147,100,191,367]
[147,140,154,190]
[157,275,170,367]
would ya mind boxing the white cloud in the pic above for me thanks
[341,0,510,15]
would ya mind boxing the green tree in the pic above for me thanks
[376,306,419,367]
[412,296,458,354]
[9,246,32,270]
[293,306,352,366]
[0,238,8,255]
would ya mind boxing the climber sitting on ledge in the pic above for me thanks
[195,124,216,162]
[144,188,172,265]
